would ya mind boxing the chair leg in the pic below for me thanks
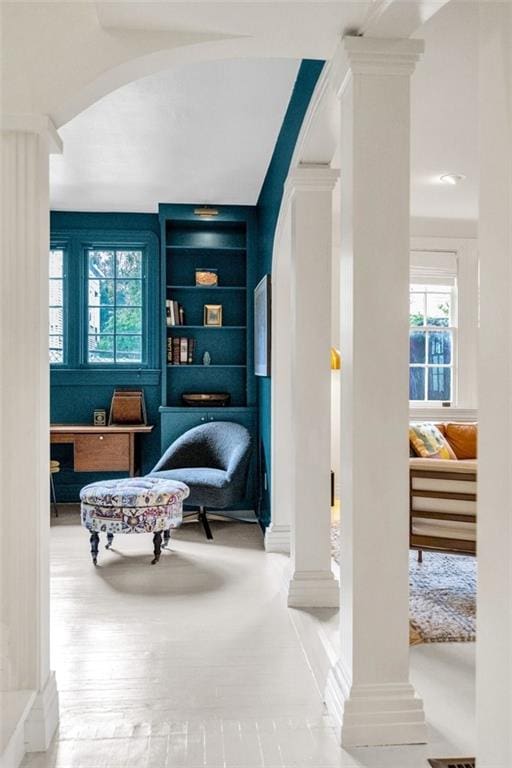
[417,549,423,564]
[50,473,59,517]
[199,507,213,540]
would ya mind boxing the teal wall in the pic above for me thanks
[255,59,325,526]
[50,60,323,508]
[50,211,162,501]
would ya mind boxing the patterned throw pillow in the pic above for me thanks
[409,423,457,460]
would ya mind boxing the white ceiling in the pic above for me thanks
[50,58,301,211]
[50,1,479,221]
[411,0,478,221]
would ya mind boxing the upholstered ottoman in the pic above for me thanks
[80,477,189,565]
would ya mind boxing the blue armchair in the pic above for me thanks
[149,421,252,540]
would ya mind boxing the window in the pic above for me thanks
[49,248,65,363]
[86,248,145,364]
[409,283,455,403]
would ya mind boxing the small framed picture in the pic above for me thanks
[196,268,218,287]
[204,304,223,326]
[93,409,107,426]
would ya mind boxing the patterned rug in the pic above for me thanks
[330,525,476,644]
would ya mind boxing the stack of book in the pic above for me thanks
[166,300,185,326]
[167,337,196,365]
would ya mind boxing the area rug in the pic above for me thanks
[330,524,476,644]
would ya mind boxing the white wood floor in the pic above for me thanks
[22,510,474,768]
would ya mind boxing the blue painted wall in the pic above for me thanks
[50,211,162,501]
[255,59,325,526]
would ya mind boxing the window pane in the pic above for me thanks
[88,250,114,278]
[49,307,63,334]
[116,335,142,363]
[426,293,450,327]
[428,367,451,401]
[88,307,114,336]
[116,279,142,306]
[410,331,426,364]
[409,367,425,400]
[409,292,425,326]
[88,279,114,306]
[49,279,63,306]
[428,331,452,365]
[116,250,142,278]
[116,307,142,334]
[88,335,114,363]
[49,249,63,278]
[49,336,63,363]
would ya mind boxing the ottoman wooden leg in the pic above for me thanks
[163,529,171,548]
[106,533,114,550]
[90,532,100,565]
[152,531,162,564]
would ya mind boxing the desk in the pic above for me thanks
[50,424,153,477]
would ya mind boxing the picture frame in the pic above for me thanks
[204,304,223,326]
[93,409,107,426]
[254,274,271,377]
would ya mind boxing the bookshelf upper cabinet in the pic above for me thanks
[158,205,257,411]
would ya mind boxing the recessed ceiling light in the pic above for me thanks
[439,173,466,185]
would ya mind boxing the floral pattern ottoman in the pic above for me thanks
[80,477,189,565]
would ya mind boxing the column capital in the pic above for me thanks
[2,113,63,154]
[285,164,339,198]
[334,36,424,99]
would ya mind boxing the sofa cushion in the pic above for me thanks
[445,422,477,459]
[409,423,457,460]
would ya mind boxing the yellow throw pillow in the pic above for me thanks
[409,423,457,460]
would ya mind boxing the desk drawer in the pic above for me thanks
[75,433,130,472]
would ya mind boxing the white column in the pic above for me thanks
[325,38,427,747]
[1,116,61,760]
[287,165,340,608]
[477,5,512,768]
[267,211,293,553]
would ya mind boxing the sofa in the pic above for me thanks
[409,422,477,559]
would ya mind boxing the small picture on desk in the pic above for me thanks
[93,409,107,426]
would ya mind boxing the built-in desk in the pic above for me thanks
[50,424,153,476]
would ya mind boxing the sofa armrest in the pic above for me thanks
[410,457,477,475]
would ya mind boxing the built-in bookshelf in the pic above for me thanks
[159,205,257,409]
[158,206,258,506]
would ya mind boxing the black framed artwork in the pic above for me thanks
[254,274,271,377]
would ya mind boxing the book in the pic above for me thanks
[166,300,172,327]
[172,337,180,364]
[179,305,185,325]
[180,337,188,363]
[187,338,195,364]
[173,300,180,326]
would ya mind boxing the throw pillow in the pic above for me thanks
[409,423,457,460]
[445,422,477,459]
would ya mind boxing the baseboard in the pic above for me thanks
[325,659,427,747]
[287,570,340,608]
[0,690,35,768]
[24,671,59,752]
[264,523,291,553]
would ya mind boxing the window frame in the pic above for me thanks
[49,228,159,374]
[409,282,457,406]
[49,241,69,367]
[82,244,149,368]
